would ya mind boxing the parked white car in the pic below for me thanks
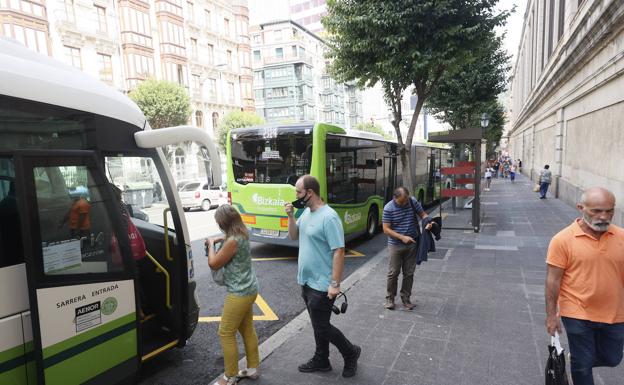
[179,181,222,211]
[217,183,228,206]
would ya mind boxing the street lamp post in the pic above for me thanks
[473,112,489,233]
[480,112,490,130]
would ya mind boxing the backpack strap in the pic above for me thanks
[408,197,422,239]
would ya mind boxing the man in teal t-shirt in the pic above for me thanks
[285,175,361,378]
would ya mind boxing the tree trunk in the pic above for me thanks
[399,93,426,193]
[398,142,412,192]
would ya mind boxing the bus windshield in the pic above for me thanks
[231,127,312,185]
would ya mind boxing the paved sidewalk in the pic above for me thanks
[227,174,624,385]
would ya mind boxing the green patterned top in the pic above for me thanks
[223,235,258,296]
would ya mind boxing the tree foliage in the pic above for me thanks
[355,121,391,139]
[216,111,265,151]
[129,79,191,129]
[324,0,509,190]
[425,31,510,159]
[482,101,506,158]
[425,31,510,128]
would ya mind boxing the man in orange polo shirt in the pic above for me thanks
[60,195,91,238]
[545,187,624,385]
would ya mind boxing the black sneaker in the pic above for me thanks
[298,358,332,373]
[342,345,361,378]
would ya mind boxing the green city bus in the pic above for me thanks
[0,39,221,384]
[226,122,450,246]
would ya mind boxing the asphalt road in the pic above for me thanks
[138,208,389,385]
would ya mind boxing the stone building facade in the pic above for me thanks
[507,0,624,224]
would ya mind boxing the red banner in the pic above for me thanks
[441,167,474,175]
[442,189,474,197]
[455,161,475,167]
[454,178,475,184]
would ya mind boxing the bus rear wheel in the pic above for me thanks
[365,207,379,239]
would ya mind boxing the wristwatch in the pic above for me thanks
[330,280,340,288]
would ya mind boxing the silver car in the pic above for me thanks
[178,181,222,211]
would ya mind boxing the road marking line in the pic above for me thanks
[345,248,365,257]
[198,294,279,323]
[253,294,279,321]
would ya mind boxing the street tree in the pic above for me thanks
[355,121,391,139]
[323,0,509,190]
[129,79,191,129]
[482,101,506,158]
[425,32,510,131]
[425,31,510,159]
[216,111,265,152]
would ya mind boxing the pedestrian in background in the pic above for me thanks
[538,164,552,199]
[545,187,624,385]
[382,187,432,310]
[206,205,260,385]
[285,175,361,378]
[509,163,516,183]
[517,159,523,173]
[484,167,493,190]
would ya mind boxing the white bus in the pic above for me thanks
[0,39,220,385]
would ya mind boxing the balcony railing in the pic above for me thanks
[160,42,186,57]
[121,31,153,48]
[263,54,312,66]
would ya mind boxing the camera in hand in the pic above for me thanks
[205,239,225,256]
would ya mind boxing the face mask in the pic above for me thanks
[292,192,310,209]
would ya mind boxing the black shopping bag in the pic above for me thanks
[545,333,569,385]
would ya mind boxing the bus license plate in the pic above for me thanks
[259,229,280,237]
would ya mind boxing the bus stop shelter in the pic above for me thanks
[428,127,483,232]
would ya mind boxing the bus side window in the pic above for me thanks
[326,137,356,204]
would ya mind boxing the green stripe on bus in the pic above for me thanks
[0,343,35,382]
[42,312,135,358]
[0,344,26,367]
[43,329,137,385]
[0,365,28,385]
[329,195,383,208]
[43,320,135,368]
[231,202,304,218]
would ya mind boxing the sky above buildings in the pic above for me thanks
[248,0,527,63]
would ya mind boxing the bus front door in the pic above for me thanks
[14,151,139,385]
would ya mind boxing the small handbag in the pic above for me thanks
[211,267,225,286]
[533,183,540,192]
[208,240,226,286]
[545,332,569,385]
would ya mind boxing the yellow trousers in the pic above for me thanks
[218,292,260,377]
